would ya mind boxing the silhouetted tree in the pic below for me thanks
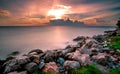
[116,18,120,28]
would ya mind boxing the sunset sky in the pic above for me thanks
[0,0,120,26]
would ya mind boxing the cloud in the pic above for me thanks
[0,9,11,18]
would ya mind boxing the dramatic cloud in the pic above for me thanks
[0,0,120,26]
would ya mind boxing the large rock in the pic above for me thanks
[24,62,38,73]
[56,57,65,66]
[8,71,27,74]
[43,62,59,73]
[73,36,86,42]
[80,39,99,55]
[3,56,31,73]
[28,49,43,55]
[43,50,55,63]
[63,60,80,70]
[92,53,107,66]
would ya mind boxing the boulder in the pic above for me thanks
[43,50,55,63]
[3,56,31,73]
[92,53,107,66]
[43,62,59,73]
[38,62,45,69]
[80,39,99,55]
[56,57,65,66]
[78,54,91,66]
[73,36,86,42]
[63,60,80,70]
[8,71,27,74]
[28,49,43,55]
[24,62,38,73]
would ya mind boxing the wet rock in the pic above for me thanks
[28,49,43,55]
[8,51,20,56]
[63,60,80,70]
[24,62,38,73]
[92,53,107,66]
[56,57,65,66]
[62,47,77,55]
[43,50,55,63]
[8,71,27,74]
[80,39,99,55]
[43,62,59,73]
[58,66,64,72]
[93,35,105,42]
[38,62,45,69]
[3,56,31,73]
[79,54,91,66]
[73,36,85,42]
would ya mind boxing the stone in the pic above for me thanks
[38,62,45,69]
[28,49,43,55]
[24,62,38,73]
[73,36,85,42]
[8,51,20,56]
[3,56,31,73]
[43,50,55,63]
[8,71,27,74]
[43,62,59,73]
[58,66,64,72]
[56,57,65,66]
[63,60,80,70]
[92,53,107,66]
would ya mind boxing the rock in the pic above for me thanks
[28,49,43,55]
[43,62,59,73]
[43,50,55,63]
[3,56,31,73]
[96,64,109,72]
[56,57,65,66]
[92,53,107,66]
[38,62,45,69]
[57,66,64,72]
[24,62,38,73]
[73,36,86,42]
[8,51,20,56]
[62,47,77,55]
[63,60,80,70]
[80,39,99,55]
[79,54,91,66]
[8,71,27,74]
[92,35,105,42]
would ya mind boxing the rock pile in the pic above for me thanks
[0,35,120,74]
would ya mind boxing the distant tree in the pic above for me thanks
[116,18,120,28]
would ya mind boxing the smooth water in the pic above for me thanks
[0,26,115,59]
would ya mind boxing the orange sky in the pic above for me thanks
[0,0,120,26]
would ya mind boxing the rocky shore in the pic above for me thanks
[0,20,120,74]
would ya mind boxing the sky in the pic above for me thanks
[0,0,120,26]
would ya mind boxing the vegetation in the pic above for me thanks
[107,36,120,50]
[107,69,120,74]
[33,64,120,74]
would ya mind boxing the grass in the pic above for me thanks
[107,69,120,74]
[68,64,103,74]
[107,36,120,50]
[33,64,120,74]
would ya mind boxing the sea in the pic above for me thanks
[0,26,115,59]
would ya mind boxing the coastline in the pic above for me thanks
[0,26,120,74]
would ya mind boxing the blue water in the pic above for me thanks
[0,26,115,59]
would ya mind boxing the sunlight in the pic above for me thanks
[47,5,71,19]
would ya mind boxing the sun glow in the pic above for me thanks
[47,5,71,19]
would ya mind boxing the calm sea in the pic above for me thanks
[0,26,115,59]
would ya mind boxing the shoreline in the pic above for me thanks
[0,26,120,74]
